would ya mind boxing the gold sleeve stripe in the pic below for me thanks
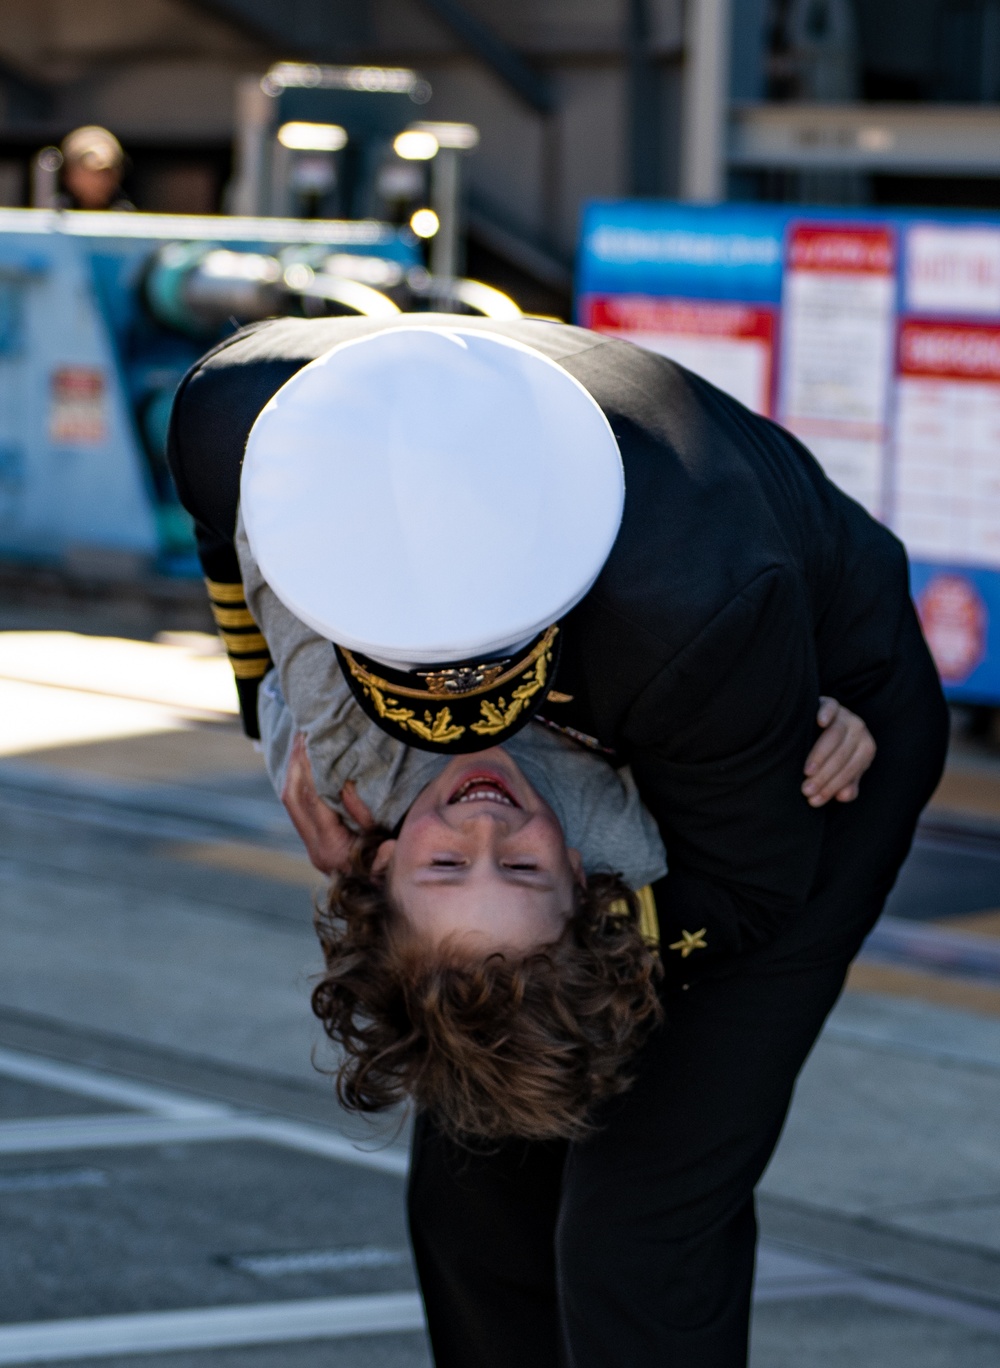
[219,630,269,655]
[210,604,257,629]
[635,884,659,947]
[229,656,272,679]
[607,885,660,948]
[204,578,247,605]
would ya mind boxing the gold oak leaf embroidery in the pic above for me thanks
[408,706,466,745]
[364,681,466,744]
[470,650,551,737]
[668,929,708,958]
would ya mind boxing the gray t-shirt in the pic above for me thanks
[237,515,666,890]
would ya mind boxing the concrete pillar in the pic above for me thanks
[30,147,62,209]
[430,148,461,280]
[226,75,274,217]
[680,0,732,202]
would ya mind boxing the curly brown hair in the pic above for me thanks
[311,829,663,1143]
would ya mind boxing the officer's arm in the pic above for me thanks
[166,356,273,739]
[625,568,825,960]
[185,518,273,740]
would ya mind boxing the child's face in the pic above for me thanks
[372,747,583,956]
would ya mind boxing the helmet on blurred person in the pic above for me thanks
[59,127,130,211]
[61,126,125,172]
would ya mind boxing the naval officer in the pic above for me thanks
[168,318,946,1368]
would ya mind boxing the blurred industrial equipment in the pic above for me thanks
[0,66,516,581]
[227,63,480,287]
[0,211,520,579]
[0,212,413,578]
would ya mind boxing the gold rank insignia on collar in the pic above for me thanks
[335,625,562,754]
[668,929,708,958]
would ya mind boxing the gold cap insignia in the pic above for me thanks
[336,626,561,754]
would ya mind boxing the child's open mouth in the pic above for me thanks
[447,774,520,808]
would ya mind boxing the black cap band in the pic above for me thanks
[336,626,561,754]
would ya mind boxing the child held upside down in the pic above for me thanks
[242,512,876,1143]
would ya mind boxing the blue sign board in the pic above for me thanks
[578,200,1000,705]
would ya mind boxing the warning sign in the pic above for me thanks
[49,367,106,445]
[583,295,775,415]
[917,573,987,684]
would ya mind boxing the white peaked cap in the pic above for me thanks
[241,325,625,665]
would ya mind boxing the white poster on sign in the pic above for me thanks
[627,333,771,415]
[781,272,895,425]
[778,225,897,517]
[48,367,106,445]
[582,296,775,415]
[894,322,1000,568]
[905,225,1000,317]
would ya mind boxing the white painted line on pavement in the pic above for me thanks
[248,1117,408,1176]
[0,1292,425,1363]
[0,1167,108,1194]
[223,1246,407,1277]
[0,1248,994,1364]
[4,1047,996,1343]
[0,1047,409,1174]
[852,1275,1000,1334]
[0,1047,229,1119]
[755,1244,1000,1334]
[0,1114,258,1154]
[0,1113,408,1174]
[754,1245,859,1300]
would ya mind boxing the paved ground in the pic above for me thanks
[2,614,1000,1365]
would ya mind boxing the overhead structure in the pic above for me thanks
[184,0,369,57]
[413,0,554,113]
[187,0,553,114]
[681,0,732,203]
[414,121,480,279]
[229,63,433,220]
[229,64,481,292]
[729,103,1000,178]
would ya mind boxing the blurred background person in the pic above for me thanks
[59,126,133,210]
[33,125,134,211]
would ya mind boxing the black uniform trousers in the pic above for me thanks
[407,606,948,1368]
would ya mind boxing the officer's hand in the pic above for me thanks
[802,697,876,807]
[281,733,375,875]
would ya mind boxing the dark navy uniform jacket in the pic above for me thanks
[168,315,947,972]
